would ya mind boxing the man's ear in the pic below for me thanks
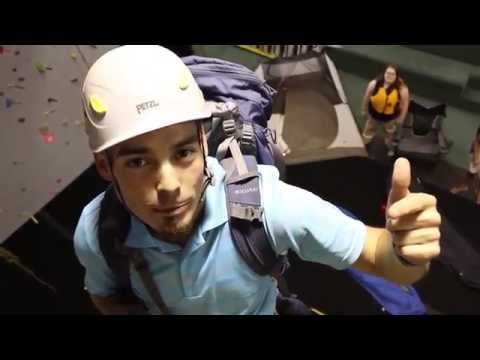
[94,153,114,182]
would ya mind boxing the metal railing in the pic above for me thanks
[238,45,324,59]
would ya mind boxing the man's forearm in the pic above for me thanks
[374,229,429,286]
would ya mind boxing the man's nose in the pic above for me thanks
[155,163,181,195]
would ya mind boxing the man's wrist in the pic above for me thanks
[392,243,425,268]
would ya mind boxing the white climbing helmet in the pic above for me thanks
[82,45,211,153]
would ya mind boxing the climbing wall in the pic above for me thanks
[0,45,118,243]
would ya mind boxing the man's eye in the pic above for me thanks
[176,149,195,160]
[126,158,148,168]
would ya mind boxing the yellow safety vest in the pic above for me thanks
[370,86,400,116]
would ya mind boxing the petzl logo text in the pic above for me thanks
[136,100,159,115]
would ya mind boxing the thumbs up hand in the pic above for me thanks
[386,158,441,266]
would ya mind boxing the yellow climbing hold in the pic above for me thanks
[43,110,55,118]
[70,52,78,61]
[35,61,46,73]
[89,95,107,115]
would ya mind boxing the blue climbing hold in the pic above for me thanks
[6,97,14,108]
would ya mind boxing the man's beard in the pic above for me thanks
[149,198,205,246]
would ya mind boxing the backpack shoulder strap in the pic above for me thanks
[97,186,132,294]
[98,187,168,312]
[121,246,170,315]
[218,135,288,279]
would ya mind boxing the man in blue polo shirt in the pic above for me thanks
[74,45,442,315]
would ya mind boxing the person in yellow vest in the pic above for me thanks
[361,65,410,155]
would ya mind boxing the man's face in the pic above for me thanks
[104,121,206,241]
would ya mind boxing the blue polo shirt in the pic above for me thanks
[74,157,366,314]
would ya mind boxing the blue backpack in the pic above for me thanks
[184,56,311,314]
[183,56,285,174]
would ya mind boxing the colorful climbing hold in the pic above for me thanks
[9,83,25,90]
[43,109,56,117]
[14,50,20,56]
[41,131,56,144]
[35,61,47,73]
[18,117,25,123]
[39,124,49,135]
[6,98,14,108]
[70,52,78,61]
[47,97,58,103]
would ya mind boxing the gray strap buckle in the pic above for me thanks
[222,119,236,137]
[230,203,264,222]
[241,123,255,147]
